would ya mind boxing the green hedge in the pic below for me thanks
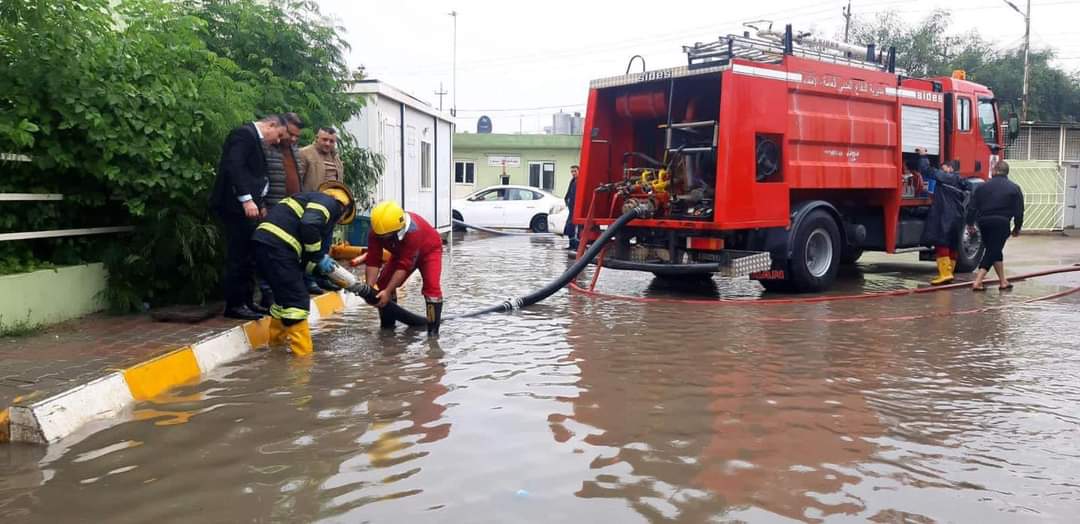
[0,0,380,311]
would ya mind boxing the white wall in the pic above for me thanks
[436,120,453,228]
[343,88,452,230]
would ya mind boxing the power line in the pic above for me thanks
[377,1,892,77]
[455,103,587,113]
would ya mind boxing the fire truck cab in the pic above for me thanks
[575,25,1017,292]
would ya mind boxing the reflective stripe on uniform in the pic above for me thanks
[271,304,309,320]
[280,198,304,218]
[304,241,322,253]
[257,222,301,257]
[307,202,331,222]
[305,261,317,274]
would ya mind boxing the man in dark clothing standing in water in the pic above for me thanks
[968,160,1025,291]
[564,165,580,250]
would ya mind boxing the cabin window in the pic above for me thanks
[957,97,972,132]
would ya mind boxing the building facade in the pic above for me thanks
[344,80,454,231]
[451,133,582,199]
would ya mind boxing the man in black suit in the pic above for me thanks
[210,114,287,320]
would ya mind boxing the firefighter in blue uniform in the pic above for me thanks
[252,181,356,355]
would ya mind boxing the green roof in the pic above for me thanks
[454,133,582,150]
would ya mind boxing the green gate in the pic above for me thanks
[1007,160,1065,231]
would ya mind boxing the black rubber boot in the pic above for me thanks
[378,292,398,329]
[425,298,443,337]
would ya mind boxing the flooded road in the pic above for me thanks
[3,234,1080,523]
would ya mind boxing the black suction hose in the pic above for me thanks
[348,206,644,325]
[446,206,644,320]
[350,285,429,326]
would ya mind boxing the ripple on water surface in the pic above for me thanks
[2,234,1080,523]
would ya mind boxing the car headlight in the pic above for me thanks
[551,203,566,215]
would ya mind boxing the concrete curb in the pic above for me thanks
[4,291,364,445]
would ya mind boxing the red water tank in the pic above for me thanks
[615,89,667,120]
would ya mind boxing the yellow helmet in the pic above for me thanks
[370,201,409,238]
[318,181,356,225]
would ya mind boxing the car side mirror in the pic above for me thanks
[1007,114,1020,142]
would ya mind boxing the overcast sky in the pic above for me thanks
[318,0,1079,134]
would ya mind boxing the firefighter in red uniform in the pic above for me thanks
[360,201,444,336]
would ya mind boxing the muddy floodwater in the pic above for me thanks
[3,234,1080,523]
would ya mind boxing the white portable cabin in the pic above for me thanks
[344,80,453,232]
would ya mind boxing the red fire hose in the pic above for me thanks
[570,264,1080,306]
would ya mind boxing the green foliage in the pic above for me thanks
[0,0,378,311]
[849,9,1080,122]
[340,136,385,210]
[0,315,43,338]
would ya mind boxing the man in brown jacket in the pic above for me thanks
[300,127,345,192]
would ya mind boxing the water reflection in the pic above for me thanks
[2,235,1079,523]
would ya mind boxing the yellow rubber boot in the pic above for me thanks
[269,317,287,345]
[284,320,313,356]
[930,256,954,286]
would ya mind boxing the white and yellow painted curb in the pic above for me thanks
[4,291,365,445]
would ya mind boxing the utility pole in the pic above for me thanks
[1003,0,1031,121]
[449,10,458,119]
[843,0,852,43]
[434,82,447,111]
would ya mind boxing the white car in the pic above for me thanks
[453,185,567,233]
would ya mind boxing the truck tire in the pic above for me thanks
[840,246,863,265]
[954,178,986,273]
[788,209,841,292]
[953,223,985,273]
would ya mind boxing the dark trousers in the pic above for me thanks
[978,216,1011,271]
[219,214,258,309]
[254,240,309,326]
[563,215,579,249]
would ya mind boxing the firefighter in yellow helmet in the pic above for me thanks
[252,181,356,355]
[361,201,444,336]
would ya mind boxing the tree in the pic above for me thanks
[0,0,380,310]
[848,9,1080,122]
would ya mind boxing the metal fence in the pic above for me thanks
[1,155,134,242]
[1005,123,1080,163]
[1002,123,1080,230]
[1008,161,1066,230]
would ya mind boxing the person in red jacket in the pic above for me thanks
[360,201,444,335]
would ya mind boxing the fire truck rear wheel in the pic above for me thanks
[789,209,841,292]
[840,247,863,265]
[953,222,985,273]
[530,214,549,233]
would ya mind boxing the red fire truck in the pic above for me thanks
[574,25,1020,292]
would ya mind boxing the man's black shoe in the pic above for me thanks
[307,281,324,295]
[247,302,270,315]
[224,305,264,320]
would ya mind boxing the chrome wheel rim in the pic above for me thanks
[806,228,834,278]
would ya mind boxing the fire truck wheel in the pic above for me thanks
[840,247,863,265]
[789,209,841,292]
[530,214,549,233]
[953,223,985,273]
